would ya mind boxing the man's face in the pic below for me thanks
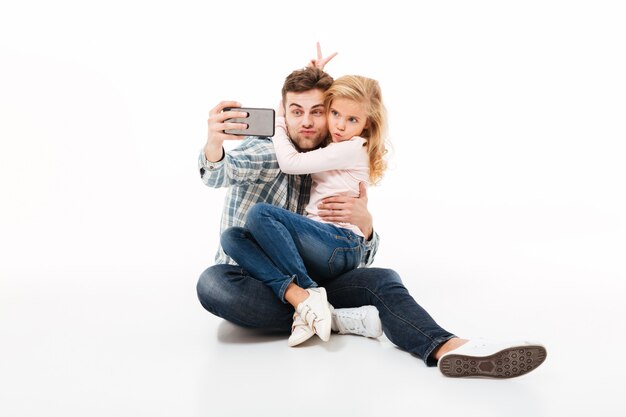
[284,89,328,152]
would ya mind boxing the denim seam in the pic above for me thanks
[330,285,436,339]
[328,284,451,363]
[278,274,296,304]
[202,268,278,329]
[332,234,356,243]
[424,335,457,367]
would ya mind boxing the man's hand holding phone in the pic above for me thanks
[204,101,249,162]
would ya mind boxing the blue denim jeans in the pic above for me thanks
[196,264,456,366]
[220,203,365,302]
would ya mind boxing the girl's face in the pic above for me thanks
[327,98,368,143]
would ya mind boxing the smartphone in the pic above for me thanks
[223,107,275,137]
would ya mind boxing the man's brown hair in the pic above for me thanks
[281,67,334,103]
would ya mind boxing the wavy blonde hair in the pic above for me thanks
[324,75,389,184]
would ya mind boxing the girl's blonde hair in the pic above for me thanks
[324,75,389,184]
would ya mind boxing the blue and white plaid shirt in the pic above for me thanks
[199,136,379,266]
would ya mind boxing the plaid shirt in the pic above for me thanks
[199,136,379,266]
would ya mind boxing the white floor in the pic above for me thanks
[1,249,624,417]
[2,2,625,415]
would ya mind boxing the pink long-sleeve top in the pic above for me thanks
[272,117,369,237]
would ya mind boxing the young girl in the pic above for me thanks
[221,75,389,346]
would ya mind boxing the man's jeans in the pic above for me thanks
[196,265,456,366]
[220,203,365,302]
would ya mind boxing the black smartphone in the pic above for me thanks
[223,107,275,137]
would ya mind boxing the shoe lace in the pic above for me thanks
[336,311,366,335]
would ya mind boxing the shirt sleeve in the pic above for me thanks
[198,137,281,188]
[360,230,380,267]
[273,117,366,174]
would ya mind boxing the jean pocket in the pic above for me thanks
[328,245,363,277]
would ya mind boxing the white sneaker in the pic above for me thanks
[331,305,383,338]
[296,287,332,342]
[438,338,547,378]
[288,312,315,347]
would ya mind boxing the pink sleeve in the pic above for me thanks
[273,117,366,174]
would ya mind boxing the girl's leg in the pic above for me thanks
[221,226,317,303]
[221,226,331,342]
[245,203,364,281]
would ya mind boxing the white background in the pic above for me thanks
[1,1,625,416]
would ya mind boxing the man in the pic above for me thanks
[196,56,546,378]
[198,66,382,341]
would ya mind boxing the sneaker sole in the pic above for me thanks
[439,345,547,378]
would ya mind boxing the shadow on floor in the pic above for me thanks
[216,320,288,344]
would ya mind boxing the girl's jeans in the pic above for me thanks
[221,203,365,302]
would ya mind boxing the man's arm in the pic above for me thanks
[199,139,281,188]
[199,101,281,188]
[317,182,379,266]
[317,182,372,238]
